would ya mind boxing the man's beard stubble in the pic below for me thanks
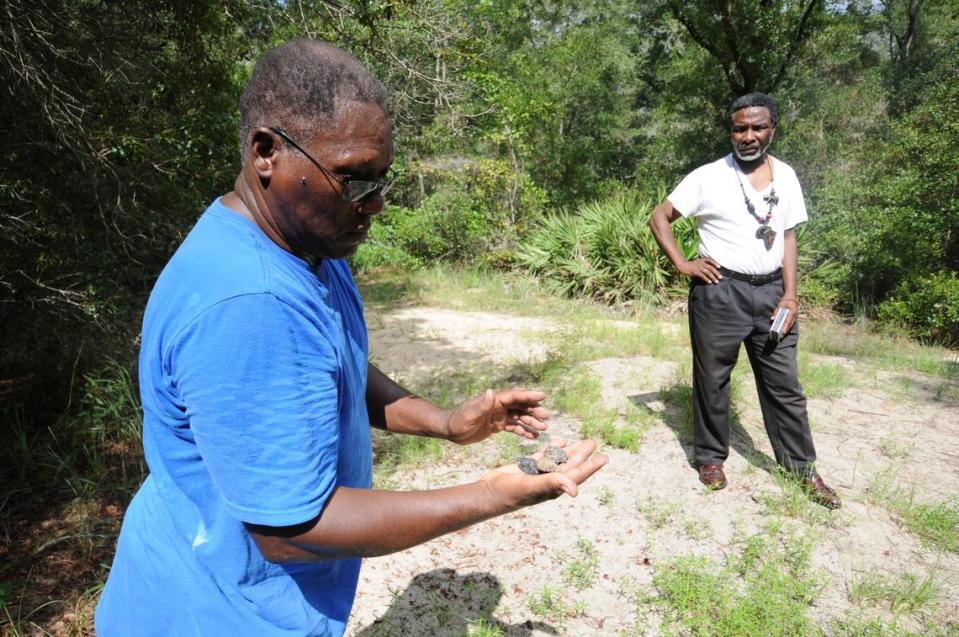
[732,137,772,162]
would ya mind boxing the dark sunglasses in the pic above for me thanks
[269,127,393,203]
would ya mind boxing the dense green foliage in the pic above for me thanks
[1,0,957,515]
[516,190,698,304]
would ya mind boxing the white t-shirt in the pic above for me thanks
[667,153,808,275]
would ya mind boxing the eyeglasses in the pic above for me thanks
[269,127,393,202]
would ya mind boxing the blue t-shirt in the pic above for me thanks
[95,199,372,636]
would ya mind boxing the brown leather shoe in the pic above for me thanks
[804,475,841,510]
[699,464,727,490]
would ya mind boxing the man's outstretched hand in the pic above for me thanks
[480,439,608,507]
[446,388,550,445]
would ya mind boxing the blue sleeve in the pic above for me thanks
[170,293,340,527]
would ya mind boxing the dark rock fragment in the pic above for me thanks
[516,456,539,475]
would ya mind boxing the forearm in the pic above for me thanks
[248,482,507,562]
[649,201,688,270]
[366,362,451,437]
[782,229,798,299]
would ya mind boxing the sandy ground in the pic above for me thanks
[346,306,959,636]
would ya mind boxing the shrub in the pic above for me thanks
[353,158,548,270]
[877,271,959,345]
[515,190,698,303]
[350,207,422,272]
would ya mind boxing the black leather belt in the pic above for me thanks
[719,267,782,285]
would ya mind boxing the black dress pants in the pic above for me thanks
[688,275,817,474]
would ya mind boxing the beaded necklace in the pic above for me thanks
[733,156,779,250]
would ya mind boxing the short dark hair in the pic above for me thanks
[238,39,388,157]
[729,92,778,126]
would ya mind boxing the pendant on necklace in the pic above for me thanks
[756,225,776,250]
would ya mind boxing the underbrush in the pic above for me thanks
[0,361,143,635]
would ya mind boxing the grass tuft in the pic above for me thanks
[868,469,959,552]
[759,468,838,525]
[559,538,599,591]
[649,528,819,637]
[466,617,505,637]
[797,353,852,398]
[850,570,939,613]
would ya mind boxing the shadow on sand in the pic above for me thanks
[629,385,777,476]
[354,568,557,637]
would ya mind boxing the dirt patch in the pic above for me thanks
[349,307,959,635]
[366,307,562,388]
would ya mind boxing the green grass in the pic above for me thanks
[868,469,959,552]
[682,516,713,540]
[579,410,648,452]
[830,612,959,636]
[596,485,615,506]
[758,468,839,525]
[849,571,939,613]
[559,538,599,591]
[371,431,445,489]
[637,498,682,530]
[797,353,852,398]
[878,435,914,460]
[466,617,505,637]
[494,432,526,466]
[0,360,142,637]
[802,316,957,380]
[648,527,820,637]
[526,585,567,625]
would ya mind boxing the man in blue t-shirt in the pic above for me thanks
[95,40,607,636]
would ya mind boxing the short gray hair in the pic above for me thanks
[238,39,388,157]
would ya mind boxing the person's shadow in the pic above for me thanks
[630,385,776,474]
[354,568,558,637]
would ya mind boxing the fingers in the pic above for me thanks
[516,405,550,420]
[545,441,608,496]
[558,454,609,495]
[500,388,550,438]
[495,388,547,408]
[485,438,606,505]
[559,439,595,464]
[505,421,542,439]
[527,438,568,458]
[547,472,579,497]
[505,416,548,438]
[783,313,796,335]
[538,439,607,485]
[770,300,798,334]
[698,259,723,284]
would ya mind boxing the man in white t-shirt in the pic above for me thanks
[649,92,839,509]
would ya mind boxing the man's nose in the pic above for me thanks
[359,195,386,216]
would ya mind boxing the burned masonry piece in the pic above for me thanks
[516,456,539,475]
[516,446,569,475]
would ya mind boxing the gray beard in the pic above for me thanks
[732,140,770,162]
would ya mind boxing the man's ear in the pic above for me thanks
[249,127,279,182]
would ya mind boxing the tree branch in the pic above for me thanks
[669,2,744,94]
[770,0,823,92]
